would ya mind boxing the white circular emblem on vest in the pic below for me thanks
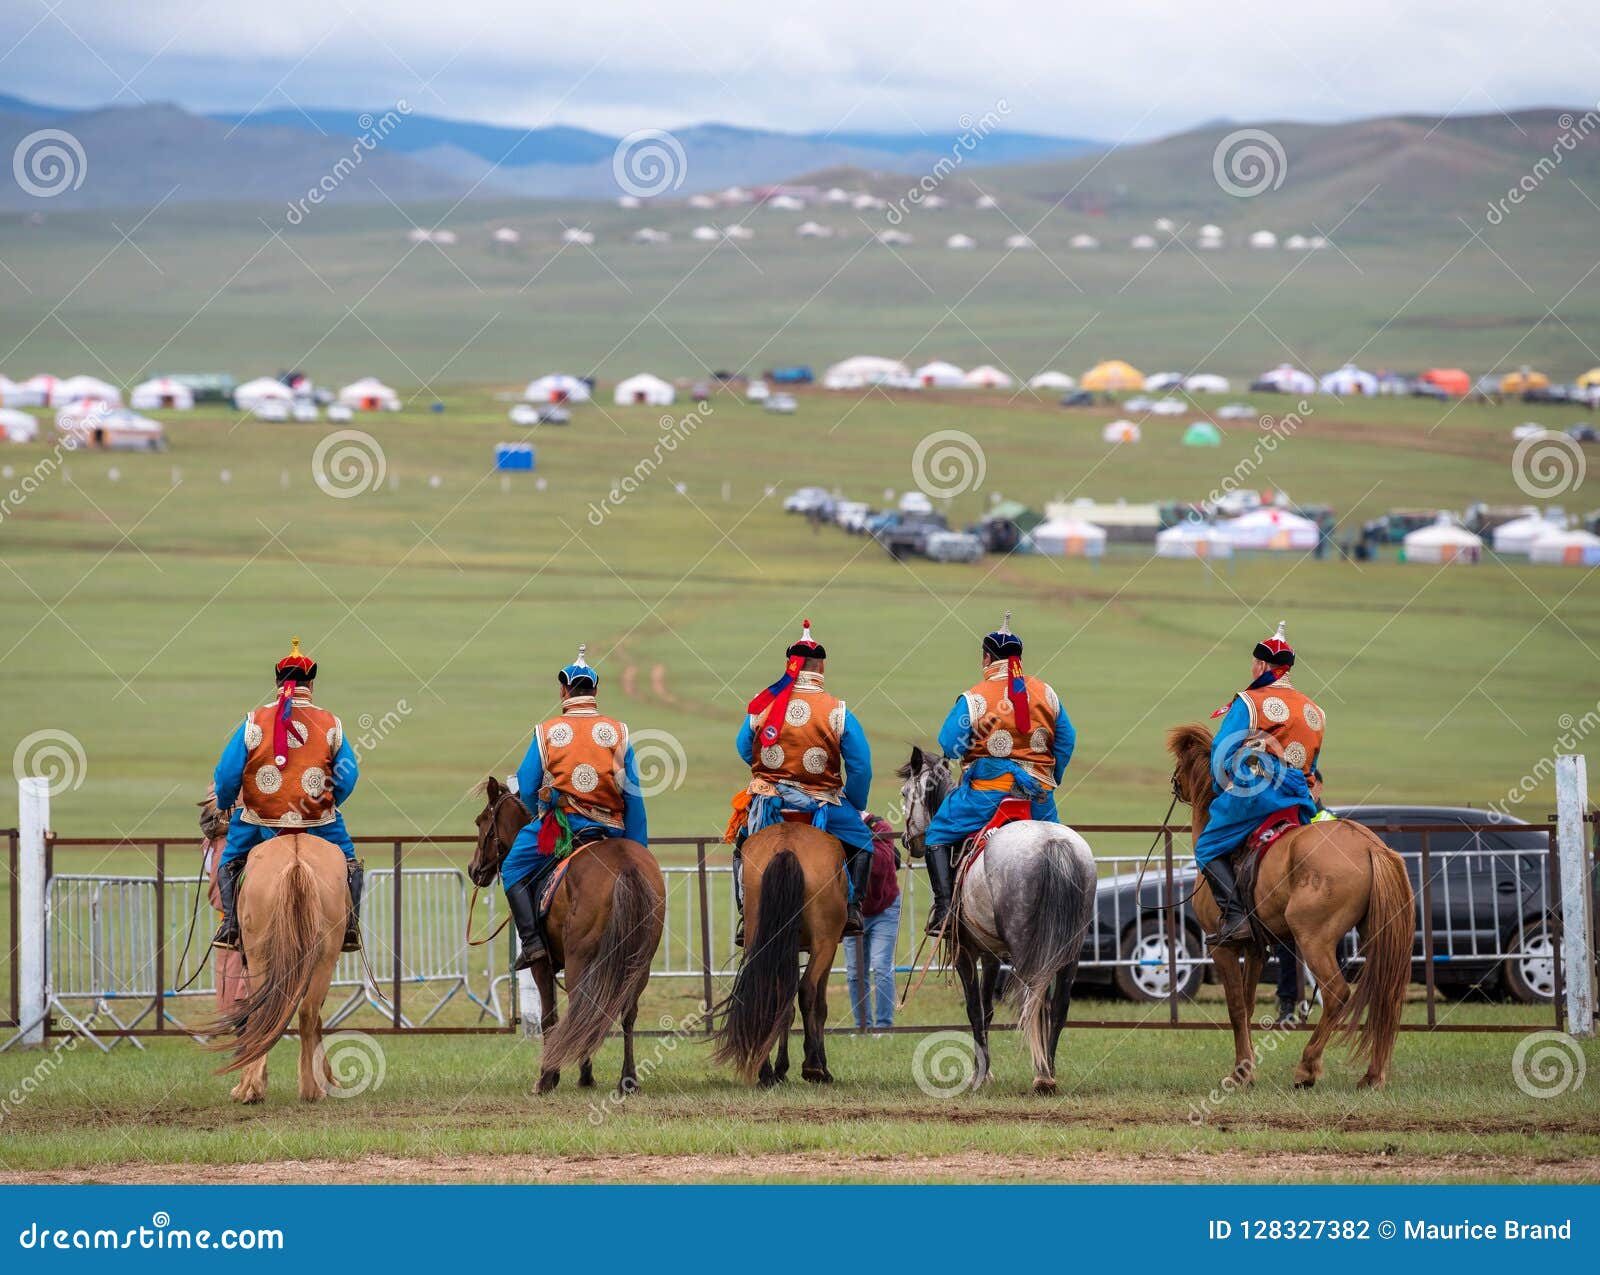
[827,705,846,734]
[964,692,987,724]
[785,699,811,726]
[802,746,829,774]
[1303,703,1323,731]
[244,719,263,749]
[547,722,574,748]
[1030,727,1050,753]
[301,766,327,798]
[591,721,619,748]
[254,764,283,794]
[1045,684,1060,713]
[287,720,309,749]
[1283,741,1307,768]
[760,745,784,770]
[327,722,343,751]
[571,763,600,793]
[280,809,302,825]
[985,731,1014,758]
[1262,696,1291,724]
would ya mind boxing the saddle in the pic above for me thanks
[954,796,1032,881]
[1228,808,1300,949]
[536,828,608,916]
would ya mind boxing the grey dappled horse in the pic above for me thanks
[899,746,1097,1094]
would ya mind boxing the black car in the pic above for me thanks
[1076,806,1575,1004]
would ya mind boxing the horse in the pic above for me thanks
[711,820,846,1086]
[206,832,348,1104]
[899,746,1097,1094]
[469,776,666,1096]
[1166,723,1413,1090]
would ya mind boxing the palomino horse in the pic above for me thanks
[712,820,846,1086]
[1166,723,1413,1090]
[207,832,348,1103]
[899,746,1097,1094]
[469,776,665,1096]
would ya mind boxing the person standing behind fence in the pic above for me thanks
[845,812,901,1031]
[197,789,247,1014]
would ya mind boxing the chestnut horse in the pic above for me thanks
[1166,724,1413,1090]
[206,832,348,1103]
[711,821,846,1086]
[469,776,665,1096]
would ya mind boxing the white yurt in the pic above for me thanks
[3,375,52,407]
[767,194,805,211]
[129,376,195,411]
[795,221,834,238]
[1511,422,1547,440]
[1258,364,1317,394]
[492,226,521,246]
[1069,233,1099,250]
[824,187,850,204]
[1492,512,1564,555]
[823,356,910,390]
[1219,508,1320,551]
[723,224,754,241]
[1528,528,1600,566]
[852,193,886,210]
[1403,516,1482,565]
[1102,419,1142,443]
[613,373,675,407]
[688,194,717,210]
[1130,233,1158,250]
[690,225,719,242]
[1144,372,1184,391]
[233,377,293,411]
[1029,371,1075,391]
[1248,230,1279,250]
[876,229,912,245]
[1004,234,1036,250]
[525,374,590,404]
[56,375,121,406]
[631,227,670,244]
[963,365,1013,390]
[914,361,964,388]
[1284,234,1309,251]
[338,377,401,411]
[1183,373,1231,394]
[561,228,596,246]
[0,408,39,442]
[1155,523,1233,559]
[975,194,998,210]
[1154,217,1176,233]
[945,233,976,250]
[1319,364,1379,396]
[1031,517,1107,558]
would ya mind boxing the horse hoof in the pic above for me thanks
[1293,1075,1315,1090]
[616,1077,639,1098]
[577,1072,596,1089]
[1031,1078,1057,1096]
[803,1068,833,1084]
[536,1072,560,1095]
[1356,1074,1383,1091]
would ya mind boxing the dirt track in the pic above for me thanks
[7,1149,1597,1185]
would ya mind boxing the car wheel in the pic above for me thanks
[1114,919,1204,1003]
[1504,918,1558,1004]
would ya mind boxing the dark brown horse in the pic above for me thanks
[711,821,846,1086]
[1167,724,1413,1090]
[469,776,665,1096]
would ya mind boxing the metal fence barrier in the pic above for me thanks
[3,820,1593,1046]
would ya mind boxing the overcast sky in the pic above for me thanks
[5,0,1594,140]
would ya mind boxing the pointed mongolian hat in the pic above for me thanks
[1253,619,1295,667]
[270,637,316,767]
[748,619,825,748]
[983,611,1029,733]
[559,643,598,692]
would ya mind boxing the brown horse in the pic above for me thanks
[1166,723,1414,1090]
[711,821,846,1086]
[469,776,666,1096]
[206,833,348,1103]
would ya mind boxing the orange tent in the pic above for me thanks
[1081,360,1146,392]
[1420,368,1470,396]
[1500,368,1549,394]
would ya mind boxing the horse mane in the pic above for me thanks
[1164,723,1215,811]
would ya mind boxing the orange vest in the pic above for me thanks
[535,699,630,828]
[1237,681,1325,776]
[240,694,344,828]
[961,665,1061,788]
[748,674,847,798]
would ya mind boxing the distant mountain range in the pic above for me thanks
[0,93,1103,209]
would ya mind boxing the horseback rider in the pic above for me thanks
[1195,621,1324,947]
[501,644,648,971]
[211,637,362,952]
[919,614,1075,935]
[732,620,874,941]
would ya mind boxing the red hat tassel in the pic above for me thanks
[273,680,296,766]
[1006,655,1029,733]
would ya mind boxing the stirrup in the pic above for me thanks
[212,925,241,953]
[1205,916,1252,948]
[843,906,864,938]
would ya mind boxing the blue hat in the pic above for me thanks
[559,643,598,691]
[982,610,1022,659]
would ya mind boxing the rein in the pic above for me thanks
[1134,779,1197,911]
[467,789,520,947]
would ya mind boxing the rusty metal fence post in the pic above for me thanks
[694,839,715,1029]
[1163,828,1179,1026]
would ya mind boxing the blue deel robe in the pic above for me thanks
[214,719,359,863]
[501,735,649,890]
[924,690,1075,847]
[734,709,874,851]
[1193,695,1319,867]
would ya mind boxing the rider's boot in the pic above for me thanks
[923,843,955,936]
[211,855,246,951]
[731,834,747,948]
[505,873,547,971]
[843,846,873,937]
[1200,858,1253,947]
[341,858,364,953]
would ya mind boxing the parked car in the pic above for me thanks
[898,490,934,515]
[536,405,572,425]
[783,486,833,515]
[873,510,949,559]
[924,530,985,562]
[764,393,798,415]
[1076,806,1581,1004]
[832,500,871,532]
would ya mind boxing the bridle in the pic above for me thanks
[466,788,523,947]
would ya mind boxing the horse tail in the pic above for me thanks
[1333,833,1413,1073]
[1000,837,1096,1080]
[209,852,324,1074]
[539,865,656,1076]
[711,848,805,1082]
